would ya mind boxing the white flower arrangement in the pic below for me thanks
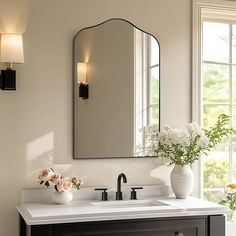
[38,168,82,192]
[136,114,235,166]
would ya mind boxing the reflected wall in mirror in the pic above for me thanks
[73,19,160,159]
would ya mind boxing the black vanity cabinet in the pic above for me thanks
[20,215,225,236]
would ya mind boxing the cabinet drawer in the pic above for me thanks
[51,218,206,236]
[52,229,197,236]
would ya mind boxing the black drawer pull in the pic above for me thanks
[175,232,184,236]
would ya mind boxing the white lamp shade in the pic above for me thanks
[0,34,24,63]
[77,63,87,83]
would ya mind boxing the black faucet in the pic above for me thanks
[116,173,127,200]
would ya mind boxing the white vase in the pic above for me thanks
[170,164,194,199]
[51,191,73,204]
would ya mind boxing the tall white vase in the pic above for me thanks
[170,165,194,199]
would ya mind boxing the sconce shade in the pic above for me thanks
[77,63,87,83]
[0,34,24,63]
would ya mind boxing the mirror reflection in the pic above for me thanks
[73,19,160,159]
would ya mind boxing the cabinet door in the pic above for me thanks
[51,218,206,236]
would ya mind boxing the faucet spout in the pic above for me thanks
[116,173,127,200]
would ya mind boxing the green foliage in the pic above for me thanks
[165,114,234,166]
[204,158,229,188]
[204,114,235,149]
[158,133,203,166]
[138,114,234,166]
[219,194,236,211]
[203,64,229,103]
[203,63,231,131]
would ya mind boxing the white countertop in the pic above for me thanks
[17,197,229,225]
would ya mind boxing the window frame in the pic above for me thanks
[192,0,236,198]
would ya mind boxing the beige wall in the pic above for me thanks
[0,0,191,235]
[76,20,134,158]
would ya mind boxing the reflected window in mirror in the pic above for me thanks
[134,30,159,154]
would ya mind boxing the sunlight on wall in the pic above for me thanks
[26,132,76,184]
[26,132,54,179]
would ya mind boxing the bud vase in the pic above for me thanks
[170,164,194,199]
[227,210,235,222]
[51,191,73,204]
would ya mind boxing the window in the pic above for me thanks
[202,21,236,202]
[192,0,236,201]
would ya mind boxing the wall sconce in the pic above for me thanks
[0,34,24,90]
[77,62,88,99]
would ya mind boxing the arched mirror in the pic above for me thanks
[73,19,160,159]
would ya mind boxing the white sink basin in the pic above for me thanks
[91,199,170,209]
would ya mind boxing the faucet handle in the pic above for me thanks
[95,188,108,201]
[130,187,143,200]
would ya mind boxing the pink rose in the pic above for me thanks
[56,177,73,192]
[50,173,61,185]
[38,168,54,182]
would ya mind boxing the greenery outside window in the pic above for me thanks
[202,20,236,203]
